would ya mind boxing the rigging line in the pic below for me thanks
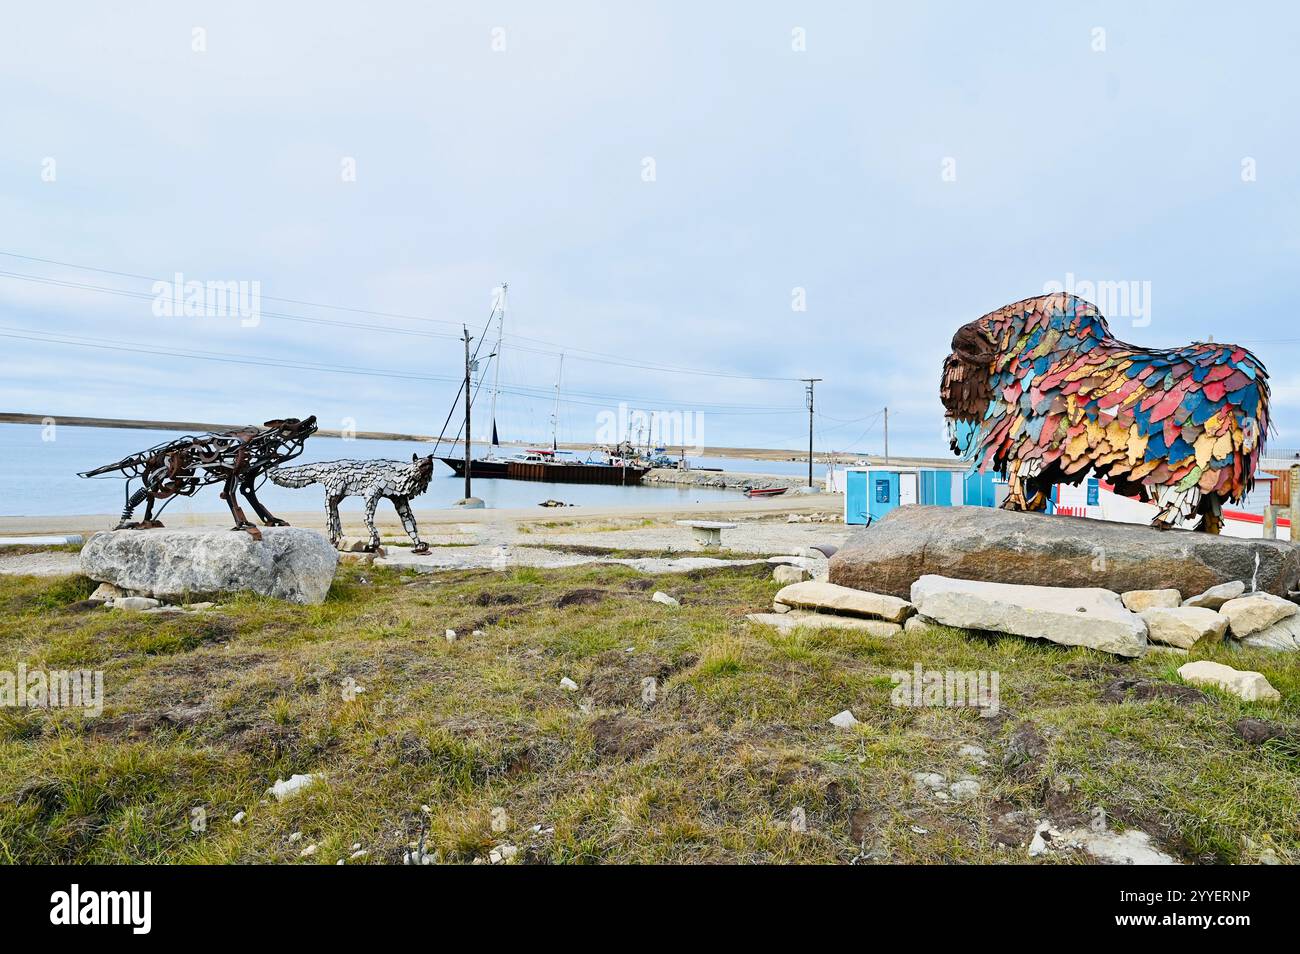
[0,251,801,382]
[0,271,462,342]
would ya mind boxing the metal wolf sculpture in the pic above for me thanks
[79,417,318,537]
[267,454,435,553]
[940,294,1269,533]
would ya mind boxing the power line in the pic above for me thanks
[0,326,804,416]
[0,251,804,381]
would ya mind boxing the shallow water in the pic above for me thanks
[0,423,792,517]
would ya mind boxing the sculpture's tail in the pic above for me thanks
[266,464,324,488]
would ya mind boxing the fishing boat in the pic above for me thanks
[744,486,788,498]
[433,287,651,487]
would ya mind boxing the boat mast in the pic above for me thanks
[462,326,474,500]
[489,283,505,448]
[551,353,564,452]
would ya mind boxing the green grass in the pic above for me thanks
[0,561,1296,864]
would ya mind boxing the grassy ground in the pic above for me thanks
[0,558,1297,865]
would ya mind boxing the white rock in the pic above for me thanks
[773,565,811,585]
[1238,614,1300,652]
[114,596,162,611]
[773,580,915,623]
[80,527,338,605]
[903,614,936,634]
[299,844,317,857]
[651,591,680,607]
[186,601,215,611]
[912,772,946,791]
[746,611,901,637]
[559,677,579,692]
[349,849,368,860]
[949,779,981,800]
[1183,580,1246,610]
[445,629,457,642]
[790,807,808,833]
[488,844,518,864]
[288,831,302,843]
[771,601,792,614]
[1177,660,1281,702]
[1140,606,1229,649]
[266,773,321,801]
[958,744,988,763]
[471,629,484,637]
[1219,593,1298,638]
[231,811,246,825]
[829,709,859,729]
[910,575,1147,658]
[89,582,126,602]
[490,807,509,833]
[1120,588,1182,613]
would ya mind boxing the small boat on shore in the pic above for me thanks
[744,486,788,498]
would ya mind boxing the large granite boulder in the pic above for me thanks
[80,527,338,605]
[910,574,1148,657]
[830,506,1300,600]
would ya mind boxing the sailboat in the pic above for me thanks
[436,287,650,486]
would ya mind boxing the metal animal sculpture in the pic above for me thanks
[940,294,1269,533]
[79,417,318,537]
[267,454,435,553]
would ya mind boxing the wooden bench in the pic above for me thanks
[675,520,738,548]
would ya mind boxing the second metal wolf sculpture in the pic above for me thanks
[268,454,436,553]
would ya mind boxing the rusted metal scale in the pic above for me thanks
[78,417,318,538]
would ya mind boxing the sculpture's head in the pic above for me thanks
[411,453,435,490]
[263,416,319,440]
[940,321,996,455]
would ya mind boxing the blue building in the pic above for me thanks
[842,466,1000,525]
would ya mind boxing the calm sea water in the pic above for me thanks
[0,424,810,517]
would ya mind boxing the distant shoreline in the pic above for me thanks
[1,411,946,465]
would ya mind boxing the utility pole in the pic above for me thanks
[802,378,821,488]
[883,406,889,464]
[462,326,473,500]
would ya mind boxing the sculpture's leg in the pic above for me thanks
[392,496,428,553]
[1001,463,1030,511]
[327,494,345,547]
[241,479,289,527]
[1194,494,1224,534]
[1001,460,1048,512]
[362,492,382,552]
[117,485,149,529]
[1150,484,1201,532]
[138,495,165,529]
[222,471,261,538]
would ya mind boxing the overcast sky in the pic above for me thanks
[4,1,1300,456]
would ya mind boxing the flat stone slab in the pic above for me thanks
[80,527,338,605]
[675,521,738,530]
[1238,614,1300,651]
[773,580,914,623]
[746,611,902,637]
[830,506,1300,600]
[910,574,1148,657]
[1219,593,1298,638]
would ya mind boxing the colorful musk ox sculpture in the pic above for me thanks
[940,294,1268,533]
[79,417,318,537]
